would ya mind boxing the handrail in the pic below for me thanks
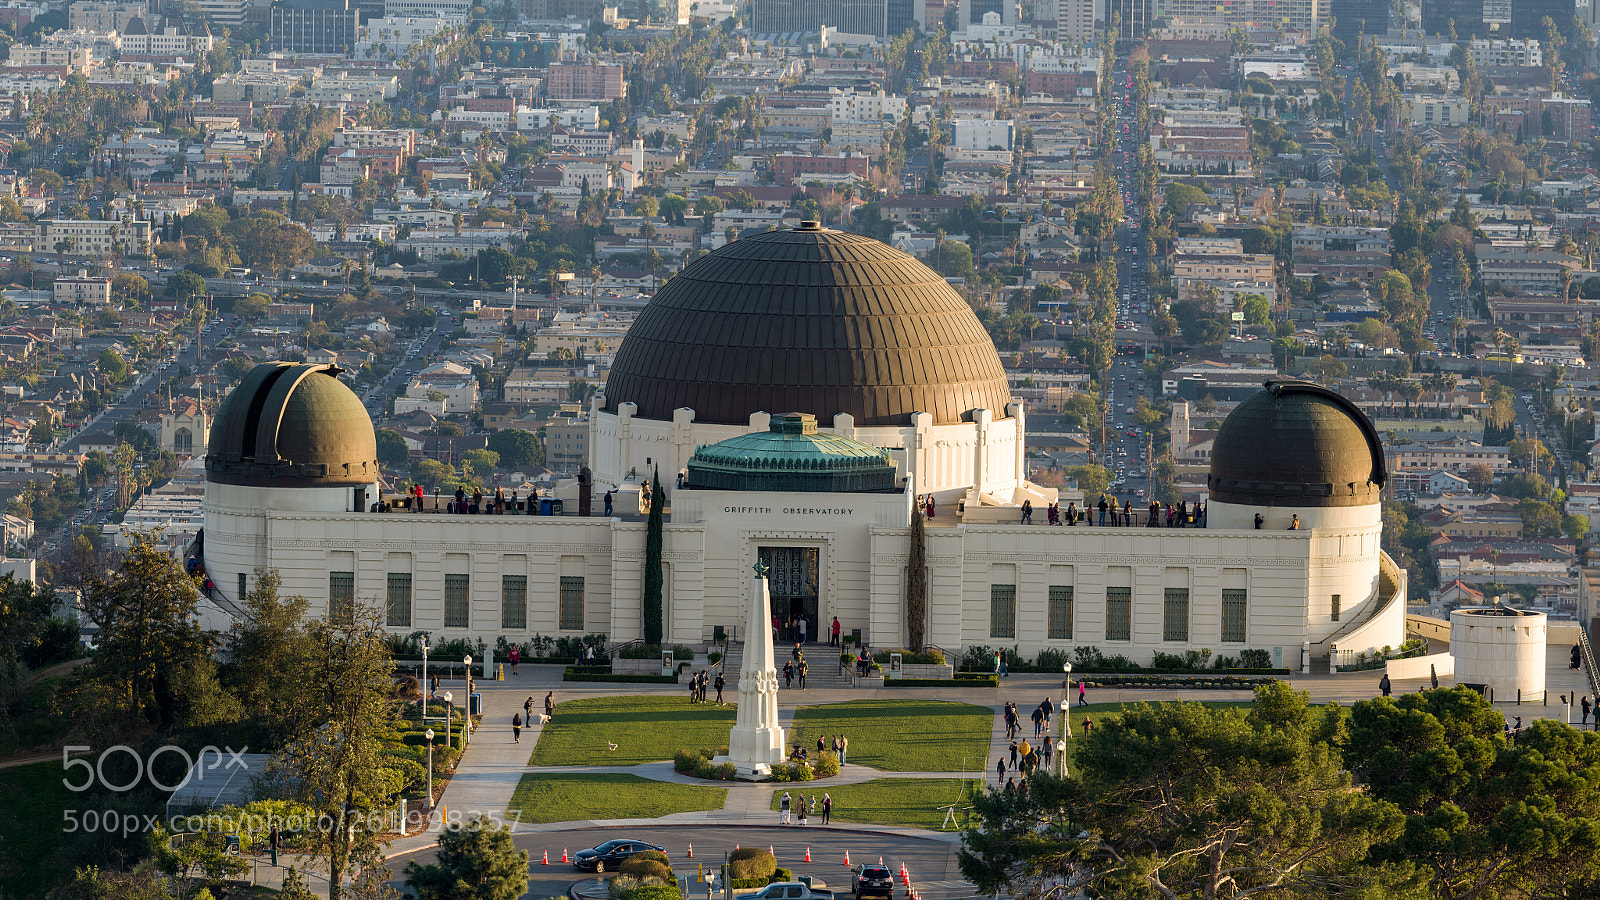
[1578,626,1600,703]
[607,638,644,660]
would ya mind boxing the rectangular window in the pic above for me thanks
[1106,587,1132,641]
[1163,588,1190,642]
[387,573,412,628]
[1331,594,1342,622]
[238,572,247,601]
[559,576,585,630]
[1048,585,1074,640]
[502,575,527,630]
[989,584,1016,639]
[1221,589,1247,643]
[444,574,470,628]
[329,571,355,624]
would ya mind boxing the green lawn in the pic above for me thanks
[528,695,737,766]
[788,700,991,773]
[0,675,74,757]
[768,778,978,830]
[508,773,728,823]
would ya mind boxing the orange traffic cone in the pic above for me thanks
[879,857,884,866]
[844,851,851,865]
[804,848,812,863]
[687,845,694,858]
[561,848,570,863]
[542,851,549,866]
[770,846,776,857]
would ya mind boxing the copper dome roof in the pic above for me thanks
[602,223,1013,427]
[207,363,379,488]
[1207,381,1387,508]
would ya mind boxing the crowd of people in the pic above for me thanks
[1019,495,1207,528]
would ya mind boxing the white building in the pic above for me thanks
[198,226,1404,669]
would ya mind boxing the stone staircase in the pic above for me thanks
[715,641,860,690]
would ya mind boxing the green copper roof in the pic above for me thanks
[686,413,898,493]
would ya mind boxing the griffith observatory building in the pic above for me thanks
[196,224,1404,667]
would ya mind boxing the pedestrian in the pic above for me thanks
[999,648,1009,677]
[797,795,808,826]
[1078,681,1087,706]
[1254,512,1264,529]
[431,673,441,696]
[839,734,848,765]
[773,613,781,642]
[780,791,792,825]
[1123,500,1133,526]
[784,660,794,688]
[799,616,808,644]
[688,672,699,703]
[994,650,1003,677]
[1021,499,1033,524]
[799,658,809,687]
[1018,739,1031,769]
[1289,514,1300,530]
[1031,705,1043,736]
[1042,696,1054,730]
[1379,673,1392,697]
[927,496,936,519]
[715,671,726,704]
[822,793,832,824]
[1583,695,1592,727]
[509,644,521,675]
[1005,777,1015,793]
[996,757,1006,784]
[524,696,533,719]
[1009,739,1019,768]
[512,713,522,744]
[831,616,841,646]
[1098,494,1109,525]
[1082,716,1093,735]
[1042,740,1053,768]
[544,691,555,720]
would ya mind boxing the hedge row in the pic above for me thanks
[728,868,793,890]
[563,669,678,683]
[889,675,999,687]
[1079,675,1280,689]
[962,665,1291,676]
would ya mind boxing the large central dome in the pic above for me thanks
[603,223,1013,427]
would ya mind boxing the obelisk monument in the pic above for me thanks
[719,559,786,779]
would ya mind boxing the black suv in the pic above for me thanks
[853,865,894,900]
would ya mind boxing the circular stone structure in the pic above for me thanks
[1450,605,1547,700]
[685,412,897,493]
[206,362,379,487]
[1207,379,1387,510]
[602,221,1012,427]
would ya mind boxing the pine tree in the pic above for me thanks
[906,508,927,651]
[642,468,664,646]
[405,817,529,900]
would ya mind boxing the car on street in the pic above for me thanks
[747,883,834,900]
[571,839,666,872]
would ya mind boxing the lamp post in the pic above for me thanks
[421,639,430,722]
[462,656,473,743]
[1062,663,1073,738]
[425,728,435,809]
[444,691,453,747]
[1056,739,1067,777]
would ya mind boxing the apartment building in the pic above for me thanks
[32,219,152,256]
[547,63,625,101]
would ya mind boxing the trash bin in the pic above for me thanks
[539,498,554,515]
[470,692,482,715]
[551,499,564,515]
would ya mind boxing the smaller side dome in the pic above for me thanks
[686,412,898,493]
[207,363,379,487]
[1208,380,1386,508]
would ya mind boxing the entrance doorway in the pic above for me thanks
[759,547,819,644]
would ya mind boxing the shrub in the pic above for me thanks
[715,762,737,779]
[728,848,777,880]
[708,651,723,665]
[672,645,696,660]
[1239,649,1272,668]
[1034,648,1070,669]
[673,749,701,772]
[620,644,663,659]
[962,644,995,671]
[619,886,681,900]
[813,751,840,777]
[787,762,813,782]
[772,868,793,883]
[619,859,674,881]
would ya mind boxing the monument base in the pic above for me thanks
[712,755,774,781]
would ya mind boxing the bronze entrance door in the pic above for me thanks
[759,547,819,644]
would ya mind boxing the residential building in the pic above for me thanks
[53,271,112,305]
[547,64,625,101]
[750,0,892,36]
[69,1,151,32]
[270,0,361,55]
[31,219,152,257]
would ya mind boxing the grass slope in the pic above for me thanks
[768,778,977,830]
[508,773,727,823]
[528,695,737,766]
[788,700,991,772]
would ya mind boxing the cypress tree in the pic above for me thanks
[643,468,664,646]
[906,508,927,651]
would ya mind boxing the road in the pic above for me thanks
[389,826,973,900]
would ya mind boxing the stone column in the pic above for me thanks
[719,560,786,779]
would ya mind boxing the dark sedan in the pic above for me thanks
[572,839,666,872]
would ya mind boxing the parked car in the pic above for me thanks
[852,865,894,900]
[746,883,834,900]
[571,839,665,872]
